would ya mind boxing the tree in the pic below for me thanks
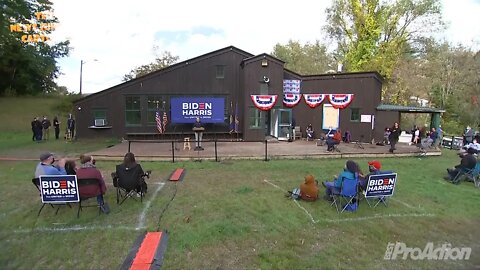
[324,0,443,84]
[0,0,70,96]
[271,40,335,74]
[122,50,179,81]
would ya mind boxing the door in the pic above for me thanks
[277,109,292,141]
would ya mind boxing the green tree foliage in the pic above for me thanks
[324,0,443,84]
[271,40,335,74]
[0,0,70,96]
[122,50,179,81]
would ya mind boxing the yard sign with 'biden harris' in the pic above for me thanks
[365,173,398,198]
[170,97,225,123]
[40,175,79,203]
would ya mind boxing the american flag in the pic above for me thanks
[155,109,163,133]
[162,110,168,132]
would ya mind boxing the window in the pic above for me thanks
[350,108,360,122]
[147,96,167,125]
[92,108,107,126]
[125,96,141,125]
[249,107,263,128]
[216,65,225,79]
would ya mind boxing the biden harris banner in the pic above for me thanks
[170,97,225,123]
[39,175,79,203]
[365,173,397,198]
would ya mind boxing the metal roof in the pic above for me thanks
[376,104,445,113]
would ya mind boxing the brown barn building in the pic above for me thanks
[73,46,408,142]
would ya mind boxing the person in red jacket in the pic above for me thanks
[326,129,342,152]
[76,154,110,214]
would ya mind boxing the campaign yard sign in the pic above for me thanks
[39,175,79,203]
[365,173,397,198]
[170,97,225,123]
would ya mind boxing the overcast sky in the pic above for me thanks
[49,0,480,94]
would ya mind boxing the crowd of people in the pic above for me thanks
[34,151,149,215]
[31,114,75,141]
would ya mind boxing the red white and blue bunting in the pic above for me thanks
[328,94,354,109]
[283,93,302,108]
[250,95,278,111]
[303,94,326,108]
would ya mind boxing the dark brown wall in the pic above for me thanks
[75,49,250,138]
[292,73,383,142]
[241,56,286,141]
[375,111,400,142]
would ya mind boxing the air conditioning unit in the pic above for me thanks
[94,119,106,127]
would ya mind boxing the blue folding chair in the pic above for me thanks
[452,162,480,186]
[331,176,359,213]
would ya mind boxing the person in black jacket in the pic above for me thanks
[53,116,60,140]
[446,147,477,180]
[31,117,37,141]
[388,122,401,153]
[115,152,148,193]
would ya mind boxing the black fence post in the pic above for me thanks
[128,140,131,152]
[214,139,218,162]
[264,140,268,161]
[451,136,454,150]
[171,141,175,163]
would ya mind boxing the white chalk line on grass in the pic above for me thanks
[13,224,145,234]
[263,179,434,224]
[136,182,165,230]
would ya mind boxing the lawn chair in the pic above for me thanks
[32,178,72,216]
[77,178,104,218]
[451,162,480,186]
[331,176,359,213]
[364,172,397,208]
[112,168,150,205]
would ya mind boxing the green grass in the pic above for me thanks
[0,150,479,269]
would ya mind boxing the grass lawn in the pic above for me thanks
[0,147,479,269]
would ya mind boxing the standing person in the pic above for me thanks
[41,116,51,140]
[53,116,60,140]
[306,124,314,141]
[31,117,37,141]
[34,117,43,141]
[388,122,401,153]
[76,154,110,214]
[410,125,417,144]
[464,126,474,145]
[193,117,204,150]
[67,114,76,140]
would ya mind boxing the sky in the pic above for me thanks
[48,0,480,94]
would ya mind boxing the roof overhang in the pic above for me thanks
[376,104,445,113]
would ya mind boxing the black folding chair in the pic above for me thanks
[77,178,103,218]
[112,170,150,205]
[32,178,71,216]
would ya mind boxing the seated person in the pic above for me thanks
[424,128,438,147]
[460,139,480,156]
[34,152,66,178]
[306,124,314,141]
[326,129,342,152]
[65,160,77,175]
[115,152,148,193]
[76,154,110,214]
[383,128,391,145]
[358,160,386,191]
[322,160,359,201]
[343,130,351,143]
[446,147,477,180]
[299,175,319,201]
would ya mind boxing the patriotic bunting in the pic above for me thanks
[250,95,278,111]
[303,94,326,108]
[283,93,302,108]
[328,94,354,109]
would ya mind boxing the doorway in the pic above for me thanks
[276,109,292,141]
